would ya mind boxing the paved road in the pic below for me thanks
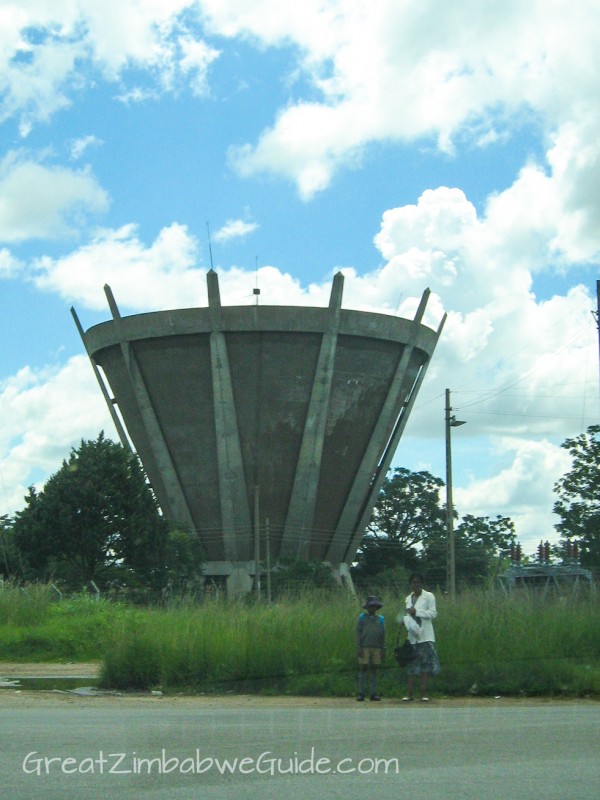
[2,694,598,800]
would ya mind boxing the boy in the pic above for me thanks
[355,595,385,701]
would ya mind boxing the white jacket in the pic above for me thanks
[397,589,437,644]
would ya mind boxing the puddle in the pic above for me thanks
[1,676,101,692]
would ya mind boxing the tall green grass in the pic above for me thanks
[0,581,55,626]
[100,589,600,697]
[0,583,128,661]
[100,591,358,693]
[437,589,600,696]
[2,583,599,697]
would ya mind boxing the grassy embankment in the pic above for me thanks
[1,582,599,697]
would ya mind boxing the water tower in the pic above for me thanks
[73,271,444,593]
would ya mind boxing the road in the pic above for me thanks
[1,692,598,800]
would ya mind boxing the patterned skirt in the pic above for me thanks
[406,641,441,676]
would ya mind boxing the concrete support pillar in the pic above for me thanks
[281,272,343,557]
[102,285,196,532]
[331,563,357,596]
[207,270,252,560]
[226,565,254,598]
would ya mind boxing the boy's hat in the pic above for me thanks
[362,595,383,609]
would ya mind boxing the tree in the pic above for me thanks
[163,528,205,591]
[269,557,338,599]
[352,468,446,587]
[12,433,169,589]
[420,513,516,589]
[553,424,600,570]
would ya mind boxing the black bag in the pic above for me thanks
[393,639,416,667]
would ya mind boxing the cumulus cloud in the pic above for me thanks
[0,356,111,516]
[360,180,597,550]
[0,153,109,243]
[32,222,205,311]
[0,1,219,130]
[369,184,598,430]
[454,438,573,552]
[205,0,600,219]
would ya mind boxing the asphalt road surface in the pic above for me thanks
[1,692,598,800]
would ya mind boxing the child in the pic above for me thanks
[355,595,385,701]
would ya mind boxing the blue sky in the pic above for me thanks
[1,1,599,555]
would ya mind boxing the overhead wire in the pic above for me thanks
[415,292,598,423]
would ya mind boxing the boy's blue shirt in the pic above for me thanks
[356,612,386,648]
[359,612,384,628]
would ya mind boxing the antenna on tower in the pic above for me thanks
[206,222,214,270]
[253,255,260,305]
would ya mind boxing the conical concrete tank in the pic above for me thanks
[74,271,445,589]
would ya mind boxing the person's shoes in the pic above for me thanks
[369,694,381,701]
[402,696,414,702]
[356,694,365,701]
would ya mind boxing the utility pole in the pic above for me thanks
[595,280,600,414]
[265,518,272,604]
[445,389,466,599]
[254,485,261,600]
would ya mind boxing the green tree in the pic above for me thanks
[269,557,338,598]
[553,424,600,570]
[420,514,516,589]
[352,468,446,587]
[163,528,205,591]
[12,433,169,589]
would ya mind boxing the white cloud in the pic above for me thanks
[369,184,598,434]
[33,222,205,311]
[0,153,109,242]
[0,356,112,516]
[0,1,219,130]
[202,0,600,214]
[0,248,21,278]
[454,438,573,554]
[213,218,259,243]
[177,35,220,96]
[69,135,103,160]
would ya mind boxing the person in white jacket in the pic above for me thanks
[398,573,441,701]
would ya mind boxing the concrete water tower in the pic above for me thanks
[73,271,444,594]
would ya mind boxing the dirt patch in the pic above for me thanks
[0,662,100,678]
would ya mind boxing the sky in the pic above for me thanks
[0,0,599,557]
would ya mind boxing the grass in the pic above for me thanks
[99,588,600,697]
[1,582,599,697]
[0,582,128,661]
[100,591,359,692]
[436,589,600,696]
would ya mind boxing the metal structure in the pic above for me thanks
[498,563,594,597]
[73,271,445,594]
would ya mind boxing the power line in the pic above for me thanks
[416,292,597,416]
